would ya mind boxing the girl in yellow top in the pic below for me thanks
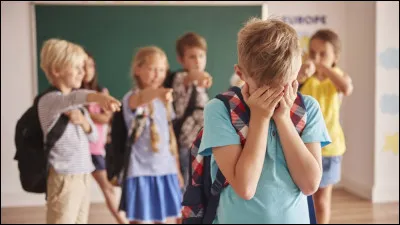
[298,29,354,224]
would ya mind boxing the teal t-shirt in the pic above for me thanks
[198,95,331,224]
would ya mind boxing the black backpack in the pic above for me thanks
[14,87,69,194]
[106,108,127,183]
[164,70,203,148]
[106,105,147,185]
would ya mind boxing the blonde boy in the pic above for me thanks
[38,38,120,224]
[197,18,331,223]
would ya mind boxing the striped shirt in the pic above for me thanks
[38,90,97,174]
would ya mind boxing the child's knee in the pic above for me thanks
[314,193,331,210]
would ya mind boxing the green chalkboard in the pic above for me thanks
[35,5,261,99]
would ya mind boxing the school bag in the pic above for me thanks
[14,87,70,194]
[164,70,205,149]
[106,100,176,186]
[106,105,147,185]
[181,86,317,224]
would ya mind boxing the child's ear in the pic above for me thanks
[177,55,184,65]
[133,65,140,77]
[234,64,244,80]
[51,67,61,78]
[334,55,340,67]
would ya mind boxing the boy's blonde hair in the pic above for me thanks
[237,18,302,87]
[130,46,178,157]
[176,32,207,58]
[40,38,87,83]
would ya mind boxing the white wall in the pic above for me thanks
[0,1,105,208]
[373,1,399,203]
[341,1,377,200]
[266,1,347,71]
[267,1,351,190]
[268,1,399,203]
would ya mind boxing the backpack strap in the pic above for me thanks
[173,84,203,142]
[290,92,307,134]
[216,86,314,224]
[216,86,250,146]
[34,86,71,197]
[35,86,70,155]
[212,87,308,193]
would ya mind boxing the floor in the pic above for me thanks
[1,188,399,224]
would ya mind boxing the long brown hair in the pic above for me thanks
[82,49,102,91]
[310,29,341,67]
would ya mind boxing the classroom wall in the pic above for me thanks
[0,1,264,208]
[1,1,108,207]
[2,1,398,207]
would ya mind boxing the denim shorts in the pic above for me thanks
[320,156,342,188]
[91,154,106,171]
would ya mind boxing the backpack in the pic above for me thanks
[106,105,144,185]
[106,108,127,183]
[172,86,202,148]
[164,70,205,149]
[106,101,172,186]
[182,86,317,224]
[14,87,70,194]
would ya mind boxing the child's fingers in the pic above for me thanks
[264,86,284,102]
[253,86,269,99]
[292,80,299,96]
[271,94,284,109]
[112,98,122,107]
[241,83,250,102]
[284,84,291,103]
[110,103,120,112]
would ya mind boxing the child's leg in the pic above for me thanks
[313,156,342,224]
[92,170,129,224]
[179,148,190,193]
[46,167,84,224]
[313,185,333,224]
[165,217,178,224]
[76,173,91,224]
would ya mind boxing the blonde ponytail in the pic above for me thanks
[165,102,178,157]
[148,102,160,153]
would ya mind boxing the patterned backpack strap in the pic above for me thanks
[182,128,206,223]
[216,86,250,147]
[210,86,250,193]
[189,129,205,186]
[291,92,307,134]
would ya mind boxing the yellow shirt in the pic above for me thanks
[300,67,346,157]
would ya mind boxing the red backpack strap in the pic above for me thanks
[216,86,250,147]
[291,92,307,134]
[189,129,205,186]
[218,87,307,136]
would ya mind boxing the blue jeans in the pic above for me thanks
[179,147,191,194]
